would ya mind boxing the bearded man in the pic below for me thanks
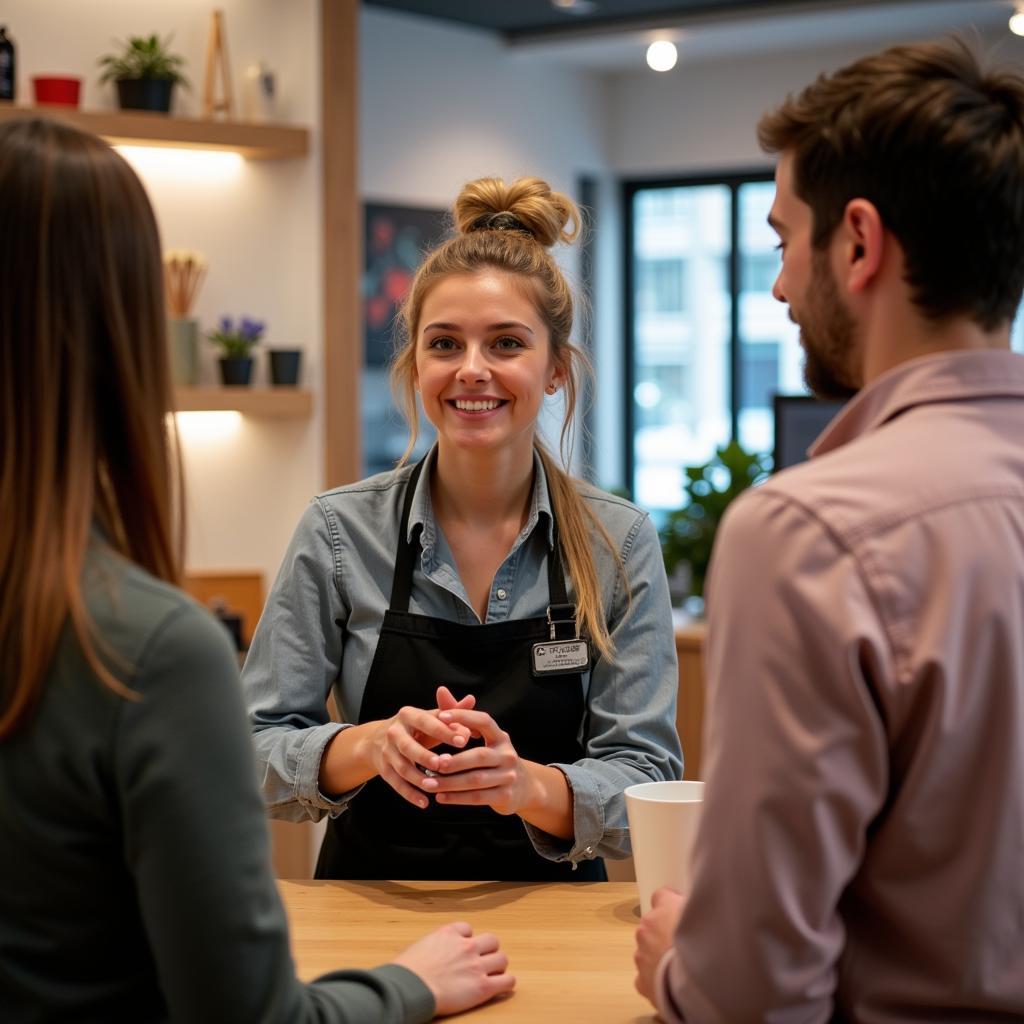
[635,38,1024,1023]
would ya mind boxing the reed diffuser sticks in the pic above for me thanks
[164,249,207,318]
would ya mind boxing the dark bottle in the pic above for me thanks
[0,26,14,102]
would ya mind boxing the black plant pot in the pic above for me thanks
[269,349,302,386]
[219,356,253,386]
[116,77,175,113]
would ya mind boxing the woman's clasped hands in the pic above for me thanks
[373,685,535,817]
[425,687,536,818]
[366,685,476,809]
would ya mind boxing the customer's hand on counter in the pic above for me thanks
[392,920,515,1016]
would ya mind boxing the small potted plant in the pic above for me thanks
[268,347,303,387]
[660,440,771,612]
[208,315,265,386]
[98,34,189,113]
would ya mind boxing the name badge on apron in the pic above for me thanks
[532,603,591,676]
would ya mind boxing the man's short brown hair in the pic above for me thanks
[758,38,1024,330]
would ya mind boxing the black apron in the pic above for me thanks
[317,460,606,881]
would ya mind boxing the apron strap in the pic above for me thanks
[389,459,425,613]
[388,455,574,618]
[546,523,571,607]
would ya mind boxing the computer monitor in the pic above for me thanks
[772,394,846,471]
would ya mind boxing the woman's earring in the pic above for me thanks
[546,383,557,395]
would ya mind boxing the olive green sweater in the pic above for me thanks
[0,543,434,1023]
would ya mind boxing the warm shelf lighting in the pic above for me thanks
[115,145,244,182]
[173,410,242,441]
[646,40,678,73]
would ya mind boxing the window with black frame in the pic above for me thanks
[623,173,805,515]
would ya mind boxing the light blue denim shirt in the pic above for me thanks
[242,446,682,866]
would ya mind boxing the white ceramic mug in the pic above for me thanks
[625,780,705,915]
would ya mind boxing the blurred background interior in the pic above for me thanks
[4,0,1022,872]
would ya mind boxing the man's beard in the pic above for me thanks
[798,249,860,402]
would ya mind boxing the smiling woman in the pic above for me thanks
[241,175,683,884]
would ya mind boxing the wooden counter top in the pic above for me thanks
[278,879,655,1022]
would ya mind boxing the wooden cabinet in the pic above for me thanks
[676,622,707,780]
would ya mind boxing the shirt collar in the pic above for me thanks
[531,448,557,549]
[406,446,437,547]
[406,444,556,550]
[810,348,1024,459]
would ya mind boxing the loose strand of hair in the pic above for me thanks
[554,339,632,642]
[534,443,628,665]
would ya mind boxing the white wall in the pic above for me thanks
[360,8,609,204]
[605,29,1024,177]
[607,43,861,177]
[5,0,322,593]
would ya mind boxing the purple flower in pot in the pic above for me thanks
[208,314,266,386]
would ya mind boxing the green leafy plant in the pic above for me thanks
[98,34,189,86]
[660,440,772,600]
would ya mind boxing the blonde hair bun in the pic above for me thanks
[453,176,580,248]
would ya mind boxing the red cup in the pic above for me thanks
[32,76,82,108]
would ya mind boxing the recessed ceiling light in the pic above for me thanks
[552,0,598,13]
[646,40,678,73]
[1011,5,1024,35]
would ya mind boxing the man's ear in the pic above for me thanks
[840,198,884,294]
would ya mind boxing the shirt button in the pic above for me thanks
[496,588,508,600]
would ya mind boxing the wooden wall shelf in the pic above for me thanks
[174,387,313,417]
[0,102,308,158]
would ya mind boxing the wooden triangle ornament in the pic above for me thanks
[203,9,234,119]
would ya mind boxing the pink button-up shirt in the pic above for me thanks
[658,349,1024,1023]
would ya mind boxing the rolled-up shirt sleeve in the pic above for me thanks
[526,509,684,864]
[659,489,891,1021]
[243,498,359,822]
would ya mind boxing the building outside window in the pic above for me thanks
[736,179,806,457]
[624,174,801,515]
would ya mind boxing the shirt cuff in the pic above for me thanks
[373,964,436,1023]
[522,762,604,864]
[296,721,365,816]
[655,949,687,1023]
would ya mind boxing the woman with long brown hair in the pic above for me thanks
[243,176,682,881]
[0,117,512,1023]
